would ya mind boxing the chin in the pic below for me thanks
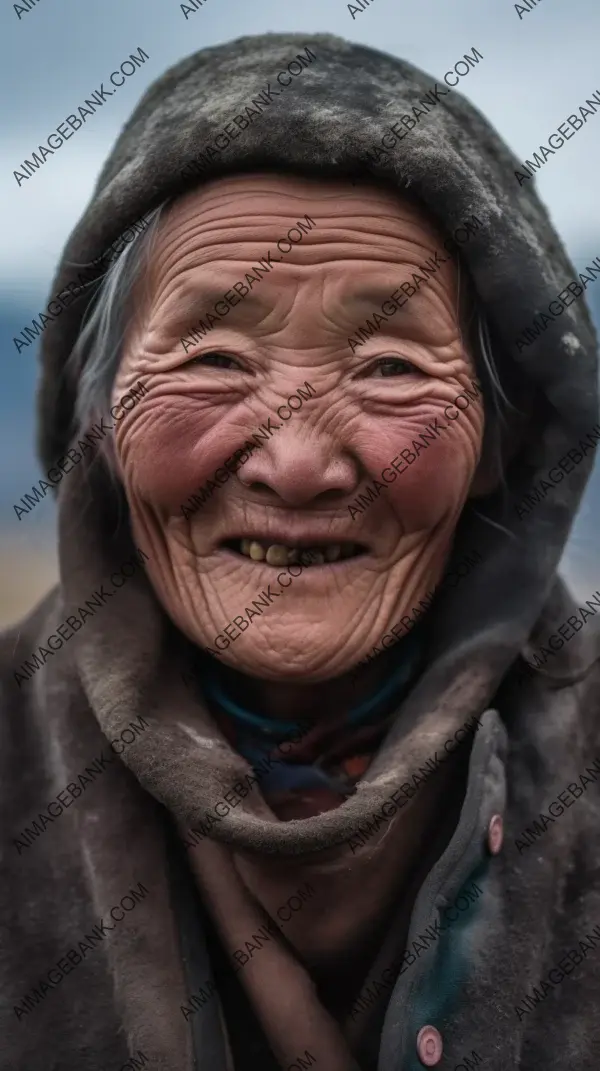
[204,631,357,683]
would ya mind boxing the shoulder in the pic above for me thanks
[0,583,80,786]
[0,584,63,700]
[519,577,600,687]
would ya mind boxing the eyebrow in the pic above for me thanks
[175,271,430,348]
[182,286,273,316]
[189,283,273,307]
[172,291,269,351]
[341,282,436,308]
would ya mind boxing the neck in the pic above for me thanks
[202,643,413,726]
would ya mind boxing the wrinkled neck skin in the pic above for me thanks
[193,631,413,724]
[111,172,490,726]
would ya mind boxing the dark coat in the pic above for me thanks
[3,573,600,1070]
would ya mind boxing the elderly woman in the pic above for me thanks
[3,29,600,1071]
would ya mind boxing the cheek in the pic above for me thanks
[360,407,478,528]
[114,392,246,511]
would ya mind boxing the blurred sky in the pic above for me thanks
[1,0,600,622]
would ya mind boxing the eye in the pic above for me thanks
[366,357,417,378]
[185,352,244,370]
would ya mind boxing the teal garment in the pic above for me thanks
[400,860,489,1071]
[200,619,425,741]
[198,624,426,795]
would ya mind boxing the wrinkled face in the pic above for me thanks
[111,173,486,681]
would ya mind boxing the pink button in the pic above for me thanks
[488,813,504,854]
[416,1025,443,1066]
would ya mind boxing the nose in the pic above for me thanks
[236,431,360,507]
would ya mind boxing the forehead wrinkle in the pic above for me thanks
[174,212,442,245]
[154,270,278,338]
[154,229,446,280]
[170,172,440,229]
[151,191,447,275]
[136,198,460,343]
[145,208,451,320]
[150,244,457,320]
[339,269,455,308]
[322,265,458,327]
[139,269,460,359]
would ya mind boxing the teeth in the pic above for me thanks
[301,550,325,565]
[265,544,289,566]
[238,540,352,565]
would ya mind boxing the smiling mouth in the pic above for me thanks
[221,538,367,566]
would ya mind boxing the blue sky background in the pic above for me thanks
[1,0,599,620]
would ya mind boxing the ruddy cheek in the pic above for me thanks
[118,399,245,512]
[386,443,467,529]
[362,419,472,528]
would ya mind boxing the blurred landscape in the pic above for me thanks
[0,303,58,627]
